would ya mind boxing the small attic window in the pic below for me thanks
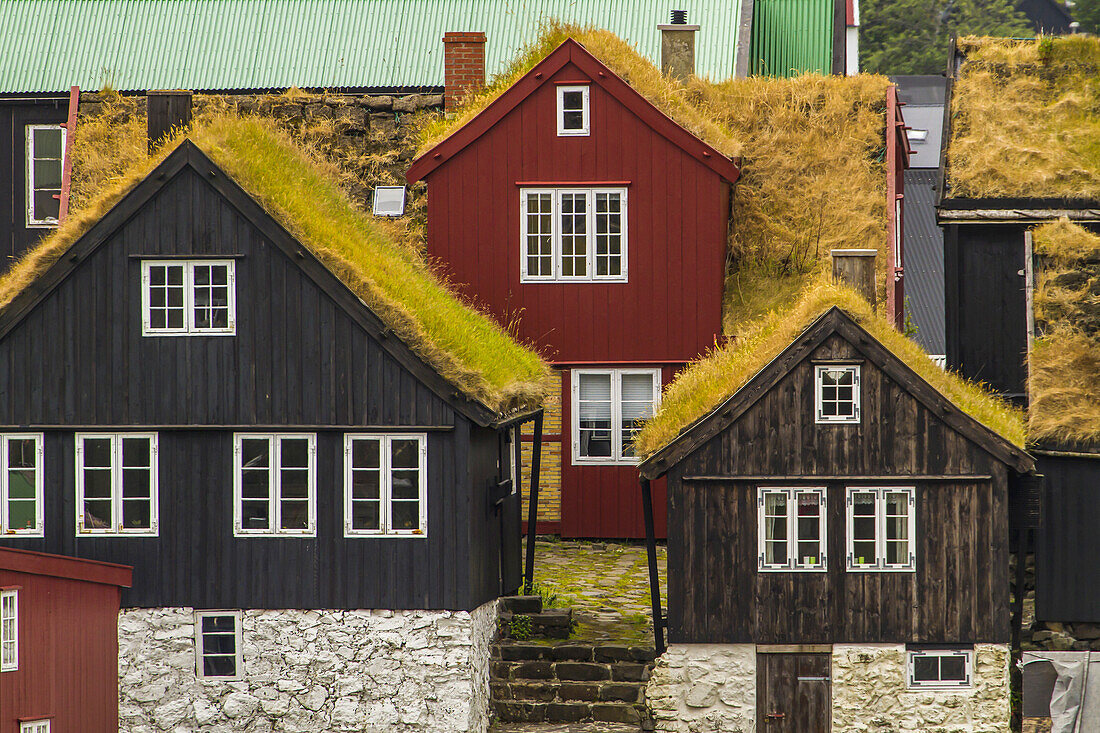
[372,186,406,217]
[557,85,590,136]
[815,365,860,423]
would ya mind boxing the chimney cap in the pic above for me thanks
[830,249,878,257]
[670,9,688,23]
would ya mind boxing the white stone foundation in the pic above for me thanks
[832,643,1011,732]
[645,644,756,733]
[118,603,497,733]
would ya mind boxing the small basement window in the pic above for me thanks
[847,487,915,571]
[195,611,242,680]
[344,434,428,537]
[76,434,159,536]
[1,434,43,536]
[142,260,236,336]
[1,589,16,671]
[815,365,860,423]
[234,434,317,536]
[26,124,66,228]
[758,487,827,571]
[557,85,590,136]
[908,648,972,689]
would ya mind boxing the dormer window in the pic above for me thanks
[557,85,590,136]
[815,365,860,423]
[141,260,236,336]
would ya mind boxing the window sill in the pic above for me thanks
[344,532,428,539]
[233,532,317,538]
[572,458,640,466]
[758,566,828,573]
[142,330,237,337]
[846,566,916,573]
[76,531,158,538]
[520,277,629,284]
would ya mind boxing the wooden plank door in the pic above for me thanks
[757,653,831,733]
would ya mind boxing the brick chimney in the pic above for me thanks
[443,32,486,111]
[658,10,699,80]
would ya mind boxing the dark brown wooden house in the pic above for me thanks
[638,305,1034,732]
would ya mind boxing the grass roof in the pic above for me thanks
[0,112,552,415]
[634,278,1026,459]
[1029,220,1100,447]
[947,35,1100,200]
[420,23,894,331]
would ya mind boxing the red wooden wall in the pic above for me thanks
[420,59,731,364]
[0,550,130,733]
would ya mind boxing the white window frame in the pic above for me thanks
[757,487,827,572]
[233,433,317,537]
[75,433,159,537]
[20,721,51,733]
[25,124,66,228]
[520,188,628,283]
[556,84,590,136]
[1,588,16,672]
[343,433,428,538]
[845,486,916,572]
[907,648,972,689]
[1,434,43,537]
[571,368,661,465]
[141,259,237,336]
[815,364,861,424]
[195,610,243,681]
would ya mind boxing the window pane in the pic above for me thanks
[391,439,419,469]
[391,501,420,531]
[391,470,419,500]
[525,194,554,277]
[241,439,270,468]
[280,438,309,468]
[562,91,583,110]
[203,655,237,677]
[8,439,35,469]
[352,471,380,500]
[560,193,587,277]
[83,499,112,529]
[279,469,309,499]
[122,468,150,498]
[202,633,236,654]
[83,469,111,498]
[353,439,380,469]
[594,192,623,277]
[33,158,62,188]
[562,110,584,129]
[203,615,236,633]
[8,470,35,499]
[122,499,151,529]
[83,438,112,467]
[913,655,939,682]
[352,500,380,530]
[578,373,613,457]
[241,470,269,499]
[241,500,269,529]
[32,192,59,221]
[7,500,35,531]
[122,438,150,467]
[33,127,63,158]
[279,500,309,530]
[940,655,967,681]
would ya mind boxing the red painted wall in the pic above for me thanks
[422,59,731,364]
[0,568,124,733]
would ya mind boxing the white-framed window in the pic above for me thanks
[26,124,66,227]
[815,364,861,423]
[75,433,158,536]
[141,260,236,335]
[846,487,915,571]
[520,188,627,282]
[1,589,16,672]
[572,368,661,464]
[1,434,43,536]
[758,487,827,572]
[20,721,50,733]
[344,434,427,537]
[195,610,243,680]
[556,84,590,136]
[233,434,316,537]
[907,648,972,689]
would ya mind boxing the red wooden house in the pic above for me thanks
[408,39,739,537]
[0,547,132,733]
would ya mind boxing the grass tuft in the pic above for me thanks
[635,278,1026,458]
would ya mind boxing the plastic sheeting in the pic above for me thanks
[1023,652,1100,733]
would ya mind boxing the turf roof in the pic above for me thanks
[633,279,1027,459]
[0,113,552,416]
[1029,220,1100,448]
[947,35,1100,200]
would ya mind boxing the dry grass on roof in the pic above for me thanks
[0,113,552,414]
[634,279,1026,459]
[421,22,894,332]
[948,35,1100,199]
[1029,220,1100,447]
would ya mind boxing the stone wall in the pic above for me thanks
[118,602,497,733]
[645,644,756,733]
[832,643,1010,732]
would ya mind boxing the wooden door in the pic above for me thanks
[757,653,831,733]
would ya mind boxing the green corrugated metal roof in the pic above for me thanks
[0,0,743,93]
[750,0,833,77]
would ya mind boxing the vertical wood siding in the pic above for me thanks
[1035,454,1100,622]
[0,165,513,610]
[0,568,122,733]
[667,333,1011,643]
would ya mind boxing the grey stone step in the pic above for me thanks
[491,699,648,726]
[492,680,646,704]
[493,641,656,662]
[499,595,544,614]
[499,609,573,640]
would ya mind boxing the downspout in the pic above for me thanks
[641,477,666,654]
[58,85,79,223]
[523,409,544,594]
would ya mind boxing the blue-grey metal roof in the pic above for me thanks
[892,76,946,169]
[903,168,945,356]
[0,0,744,93]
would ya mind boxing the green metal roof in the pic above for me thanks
[1,0,744,93]
[750,0,834,77]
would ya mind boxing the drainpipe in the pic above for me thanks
[641,477,665,654]
[523,409,544,594]
[58,85,79,223]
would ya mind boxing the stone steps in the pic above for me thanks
[498,595,573,640]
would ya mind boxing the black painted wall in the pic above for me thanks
[0,157,516,610]
[0,97,68,270]
[1036,454,1100,622]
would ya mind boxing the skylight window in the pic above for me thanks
[372,186,406,216]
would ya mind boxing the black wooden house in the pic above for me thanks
[0,120,549,731]
[638,303,1034,732]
